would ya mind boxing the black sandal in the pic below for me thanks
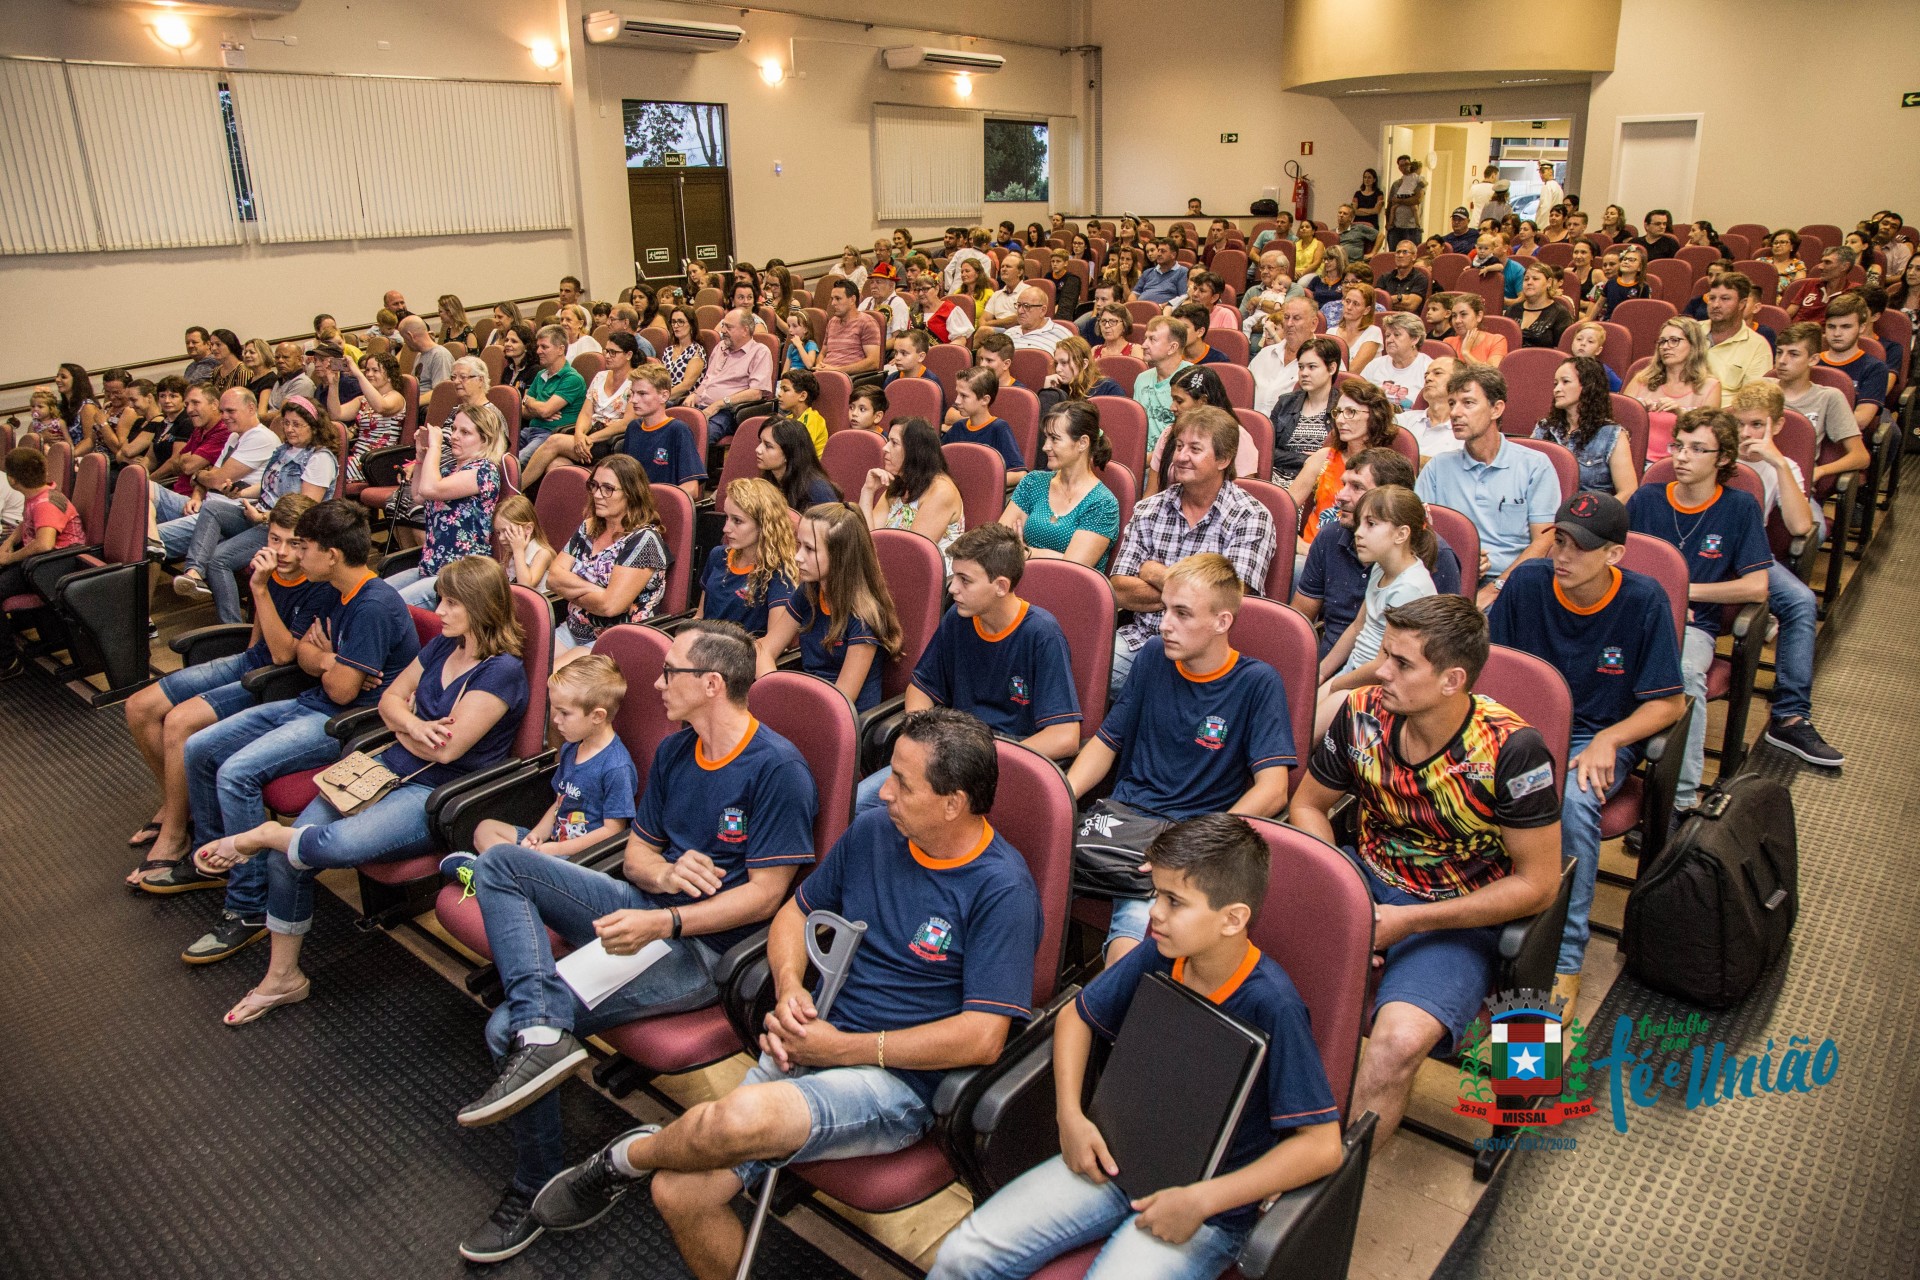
[128,822,163,848]
[126,857,177,887]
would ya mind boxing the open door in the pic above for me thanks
[624,100,735,292]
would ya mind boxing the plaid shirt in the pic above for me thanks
[1111,481,1276,652]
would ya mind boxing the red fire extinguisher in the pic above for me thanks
[1287,159,1312,223]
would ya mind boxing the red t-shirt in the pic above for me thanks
[24,490,85,549]
[171,423,232,494]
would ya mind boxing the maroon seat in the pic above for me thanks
[1533,242,1574,268]
[713,420,764,495]
[1020,559,1115,741]
[1497,348,1566,436]
[880,376,942,430]
[1611,299,1677,364]
[1233,407,1274,481]
[1096,461,1137,555]
[1094,354,1146,390]
[1473,646,1572,794]
[996,385,1042,469]
[1600,534,1691,843]
[1207,327,1251,367]
[1232,477,1297,602]
[1009,349,1051,393]
[925,343,972,406]
[1214,363,1256,410]
[1510,436,1578,501]
[1426,504,1480,596]
[820,429,884,503]
[69,453,109,543]
[535,465,590,551]
[487,384,522,454]
[654,483,696,616]
[871,528,946,705]
[1228,598,1318,794]
[1675,245,1721,280]
[1088,395,1147,481]
[814,369,852,436]
[942,441,1007,532]
[44,439,73,496]
[1609,394,1650,473]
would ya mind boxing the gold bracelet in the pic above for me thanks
[877,1029,886,1071]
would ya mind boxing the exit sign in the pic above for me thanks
[1904,91,1920,107]
[1220,132,1239,143]
[1459,103,1483,117]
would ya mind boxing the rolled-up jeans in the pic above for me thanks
[266,783,438,933]
[186,496,269,622]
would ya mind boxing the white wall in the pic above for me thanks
[1582,0,1920,227]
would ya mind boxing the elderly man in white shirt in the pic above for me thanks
[1249,296,1321,414]
[1394,356,1462,460]
[1005,286,1074,353]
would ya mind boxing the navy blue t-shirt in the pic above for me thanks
[243,573,329,671]
[699,546,796,636]
[795,808,1042,1103]
[548,735,640,841]
[1819,349,1889,410]
[377,635,529,788]
[1102,641,1296,820]
[298,573,420,713]
[944,416,1026,472]
[1077,942,1339,1228]
[786,588,884,711]
[1625,483,1771,637]
[910,601,1080,742]
[1296,523,1464,659]
[1488,562,1684,742]
[622,416,708,489]
[633,719,817,949]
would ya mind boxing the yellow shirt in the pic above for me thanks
[799,407,828,455]
[1294,236,1325,277]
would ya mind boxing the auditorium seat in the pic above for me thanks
[880,375,942,430]
[1497,348,1565,436]
[820,429,883,503]
[9,462,148,702]
[997,385,1042,467]
[943,441,1007,532]
[1233,477,1298,602]
[1088,395,1147,480]
[1020,559,1116,739]
[1511,436,1578,501]
[1427,504,1480,596]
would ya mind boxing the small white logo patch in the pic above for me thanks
[1507,762,1553,801]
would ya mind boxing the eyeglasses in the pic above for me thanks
[1016,302,1046,312]
[660,665,719,681]
[1669,442,1720,457]
[1334,406,1368,420]
[586,481,620,496]
[1656,336,1685,347]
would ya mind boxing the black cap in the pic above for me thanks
[1555,491,1630,549]
[1452,206,1470,220]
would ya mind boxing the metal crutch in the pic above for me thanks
[733,909,869,1280]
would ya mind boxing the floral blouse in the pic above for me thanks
[561,523,669,643]
[421,457,501,575]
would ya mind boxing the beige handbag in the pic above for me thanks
[316,683,470,814]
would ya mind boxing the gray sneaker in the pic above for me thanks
[457,1033,588,1127]
[458,1185,544,1264]
[181,911,267,965]
[531,1125,659,1231]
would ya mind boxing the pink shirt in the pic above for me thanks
[823,311,882,370]
[693,337,774,405]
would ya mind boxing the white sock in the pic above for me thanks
[609,1137,644,1177]
[517,1025,563,1047]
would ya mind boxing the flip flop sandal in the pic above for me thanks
[126,857,179,888]
[128,822,163,848]
[138,859,227,895]
[192,837,245,878]
[224,979,311,1027]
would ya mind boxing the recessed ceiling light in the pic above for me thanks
[1344,87,1391,94]
[1500,77,1552,85]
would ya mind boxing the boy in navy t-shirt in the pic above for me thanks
[452,622,816,1261]
[856,525,1081,812]
[931,814,1342,1280]
[527,710,1041,1278]
[172,501,421,962]
[1068,554,1295,960]
[1625,410,1771,812]
[619,365,706,503]
[945,365,1028,481]
[1489,493,1685,998]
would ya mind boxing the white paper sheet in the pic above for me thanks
[554,937,671,1009]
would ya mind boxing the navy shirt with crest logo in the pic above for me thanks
[297,573,420,713]
[621,416,707,489]
[910,600,1080,741]
[1100,639,1296,821]
[699,545,796,636]
[795,808,1042,1103]
[243,572,329,671]
[1488,560,1684,743]
[785,588,884,711]
[943,416,1027,472]
[1625,483,1771,637]
[633,718,817,949]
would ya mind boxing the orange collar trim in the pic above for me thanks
[696,717,759,771]
[1177,649,1239,683]
[726,548,754,576]
[1667,482,1721,515]
[638,415,672,432]
[271,571,308,588]
[337,570,377,604]
[973,599,1028,643]
[1820,349,1863,367]
[1173,943,1261,1004]
[1553,565,1621,615]
[911,820,994,870]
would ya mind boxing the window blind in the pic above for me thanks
[65,63,239,251]
[1048,115,1083,213]
[0,59,99,255]
[872,104,983,222]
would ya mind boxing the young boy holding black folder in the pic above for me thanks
[932,815,1341,1280]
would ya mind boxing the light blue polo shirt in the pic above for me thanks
[1133,362,1191,453]
[1414,436,1560,578]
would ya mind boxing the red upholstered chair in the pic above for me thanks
[1480,315,1524,356]
[996,385,1042,469]
[1215,363,1256,410]
[1609,394,1650,473]
[653,483,696,618]
[1646,259,1695,307]
[1233,477,1297,602]
[534,465,589,552]
[12,465,153,700]
[880,375,943,430]
[1386,424,1421,467]
[1726,223,1771,252]
[1420,338,1454,361]
[1431,252,1469,287]
[957,815,1378,1280]
[1510,436,1578,501]
[1533,242,1574,269]
[1457,265,1506,316]
[481,344,505,387]
[1210,248,1248,289]
[869,526,946,714]
[1426,504,1480,596]
[813,369,852,436]
[1474,645,1571,796]
[1798,223,1842,252]
[1096,461,1138,555]
[1611,298,1677,364]
[666,406,707,455]
[1768,411,1821,581]
[1125,300,1161,327]
[1234,407,1275,480]
[1089,395,1147,480]
[1010,349,1051,393]
[1498,347,1566,437]
[570,352,604,386]
[1229,597,1318,793]
[1095,354,1147,389]
[1675,245,1722,280]
[820,429,884,503]
[1639,458,1772,776]
[713,419,764,497]
[1557,320,1633,382]
[943,441,1007,532]
[68,452,109,543]
[44,439,73,496]
[1020,560,1115,742]
[1208,327,1251,366]
[925,342,973,406]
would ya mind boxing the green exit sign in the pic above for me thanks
[1904,91,1920,108]
[1459,103,1483,117]
[1220,132,1239,143]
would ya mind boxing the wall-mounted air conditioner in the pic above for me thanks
[582,11,746,53]
[67,0,300,15]
[882,47,1006,74]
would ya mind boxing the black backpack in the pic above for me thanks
[1620,773,1798,1008]
[1250,198,1280,216]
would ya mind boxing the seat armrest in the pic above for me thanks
[241,662,321,703]
[1235,1112,1378,1280]
[23,544,105,599]
[1636,698,1693,865]
[720,938,775,1047]
[428,751,561,850]
[856,695,909,772]
[940,989,1081,1197]
[170,623,254,666]
[378,546,424,578]
[1728,598,1768,641]
[1497,857,1576,990]
[361,444,414,489]
[713,928,772,993]
[326,706,387,740]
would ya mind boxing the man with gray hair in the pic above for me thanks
[689,309,776,446]
[399,315,452,396]
[1376,239,1431,313]
[260,342,316,427]
[1787,245,1857,327]
[607,304,657,360]
[1360,313,1432,413]
[1005,285,1073,353]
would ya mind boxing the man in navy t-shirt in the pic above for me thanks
[1294,447,1463,658]
[857,525,1081,812]
[171,501,419,964]
[1489,493,1685,1002]
[1817,294,1890,438]
[1068,553,1295,961]
[931,815,1341,1280]
[1626,410,1771,812]
[452,621,816,1264]
[529,709,1040,1280]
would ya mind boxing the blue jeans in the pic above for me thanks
[384,566,440,608]
[156,650,258,720]
[855,766,891,815]
[930,1153,1249,1280]
[706,405,743,445]
[1109,632,1143,697]
[266,783,437,933]
[153,485,199,559]
[186,497,271,622]
[730,1053,933,1194]
[473,844,722,1193]
[1677,626,1714,812]
[183,700,340,918]
[1557,737,1637,975]
[517,428,553,466]
[1767,561,1815,723]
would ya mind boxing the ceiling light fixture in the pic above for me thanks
[530,38,560,69]
[1344,87,1391,94]
[154,15,193,49]
[1499,77,1552,85]
[954,71,972,97]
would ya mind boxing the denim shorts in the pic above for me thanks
[730,1053,932,1192]
[1349,850,1502,1056]
[156,651,259,721]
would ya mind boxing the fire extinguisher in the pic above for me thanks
[1287,159,1312,223]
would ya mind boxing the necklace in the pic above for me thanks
[1670,489,1713,551]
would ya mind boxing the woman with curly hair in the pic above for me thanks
[1533,355,1637,498]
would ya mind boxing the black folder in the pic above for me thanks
[1086,968,1269,1199]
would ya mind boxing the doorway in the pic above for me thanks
[623,100,735,292]
[1382,117,1573,230]
[1613,116,1700,223]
